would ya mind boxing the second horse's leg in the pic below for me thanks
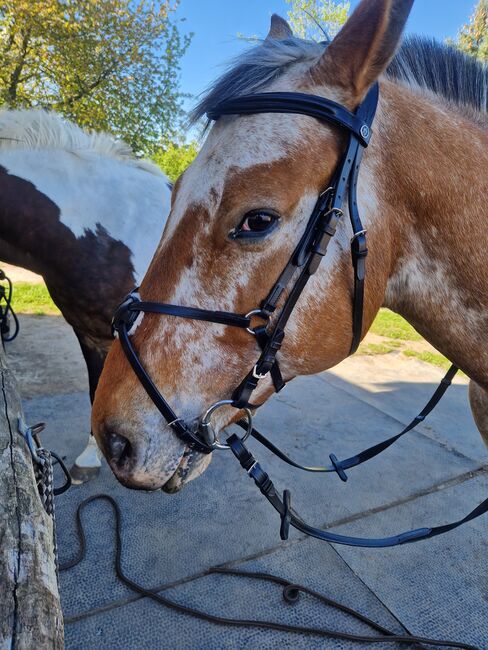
[469,379,488,450]
[71,336,107,483]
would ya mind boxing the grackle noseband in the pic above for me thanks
[112,85,488,548]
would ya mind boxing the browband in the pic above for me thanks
[207,91,374,147]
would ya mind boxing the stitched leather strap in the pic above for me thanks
[228,434,488,548]
[116,319,213,454]
[230,85,379,406]
[133,302,251,329]
[207,92,373,146]
[113,297,251,331]
[238,364,459,480]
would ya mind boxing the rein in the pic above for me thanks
[111,85,488,549]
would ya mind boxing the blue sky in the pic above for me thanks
[175,0,476,108]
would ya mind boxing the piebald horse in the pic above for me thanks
[93,0,488,495]
[0,109,170,479]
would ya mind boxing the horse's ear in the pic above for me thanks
[311,0,413,101]
[265,14,293,41]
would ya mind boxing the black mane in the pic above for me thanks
[191,34,487,123]
[389,36,487,115]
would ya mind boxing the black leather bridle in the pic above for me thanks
[112,85,488,548]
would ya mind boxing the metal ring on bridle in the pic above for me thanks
[200,399,253,450]
[245,309,268,335]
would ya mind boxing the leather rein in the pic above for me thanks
[112,85,488,548]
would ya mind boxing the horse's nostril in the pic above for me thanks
[105,430,132,467]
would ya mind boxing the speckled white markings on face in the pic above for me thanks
[164,109,312,241]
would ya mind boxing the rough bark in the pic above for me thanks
[0,345,64,649]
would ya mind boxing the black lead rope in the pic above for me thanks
[59,494,478,649]
[0,269,20,344]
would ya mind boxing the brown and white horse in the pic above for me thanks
[92,0,488,493]
[0,109,171,478]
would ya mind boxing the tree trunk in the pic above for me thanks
[0,344,64,648]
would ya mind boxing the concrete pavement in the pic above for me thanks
[10,315,488,649]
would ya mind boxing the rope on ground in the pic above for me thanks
[59,494,479,649]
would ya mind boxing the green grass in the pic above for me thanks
[357,340,402,355]
[362,309,462,373]
[402,349,452,371]
[370,309,423,341]
[10,282,60,315]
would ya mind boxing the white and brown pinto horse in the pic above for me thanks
[0,110,171,479]
[93,0,488,493]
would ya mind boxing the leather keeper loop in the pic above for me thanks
[280,489,292,540]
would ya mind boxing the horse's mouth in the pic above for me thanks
[162,446,212,493]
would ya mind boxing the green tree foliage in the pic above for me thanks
[455,0,488,61]
[285,0,349,40]
[152,140,198,182]
[0,0,192,154]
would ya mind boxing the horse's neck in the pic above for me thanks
[378,81,488,383]
[0,148,169,285]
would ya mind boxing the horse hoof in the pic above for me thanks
[69,463,100,484]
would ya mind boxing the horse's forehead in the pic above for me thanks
[172,112,311,219]
[205,111,303,164]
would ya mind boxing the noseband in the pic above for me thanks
[112,85,488,547]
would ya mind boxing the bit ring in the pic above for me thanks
[200,400,253,450]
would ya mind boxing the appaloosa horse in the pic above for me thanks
[0,109,171,479]
[93,0,488,501]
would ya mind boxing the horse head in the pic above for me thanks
[92,0,417,490]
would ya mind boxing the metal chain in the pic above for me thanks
[0,269,20,344]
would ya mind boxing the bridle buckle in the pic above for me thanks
[350,229,367,244]
[252,364,268,380]
[112,292,140,334]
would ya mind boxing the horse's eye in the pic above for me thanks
[230,210,280,239]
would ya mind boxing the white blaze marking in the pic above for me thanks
[164,110,311,242]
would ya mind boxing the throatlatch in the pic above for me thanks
[112,83,488,549]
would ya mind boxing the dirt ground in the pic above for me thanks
[7,314,88,400]
[1,262,43,284]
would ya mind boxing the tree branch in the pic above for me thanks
[63,63,118,107]
[7,29,32,104]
